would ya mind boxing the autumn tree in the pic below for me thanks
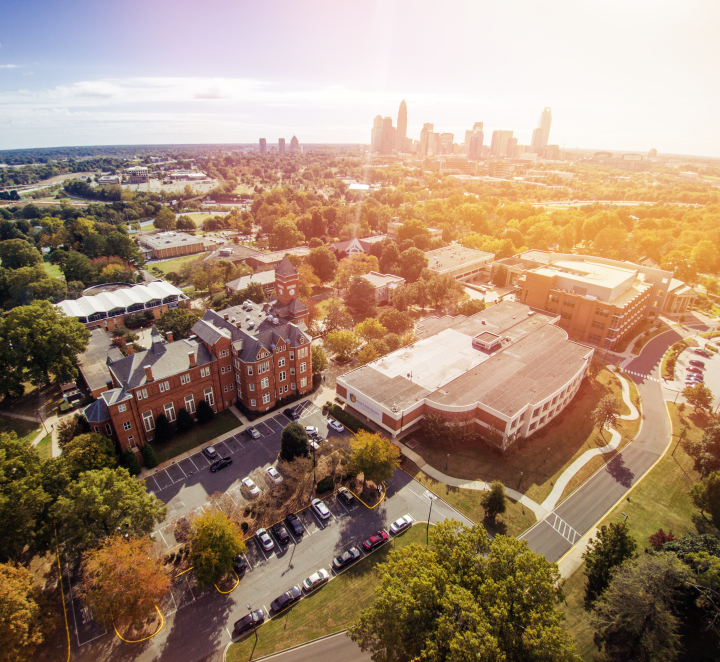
[79,534,170,624]
[683,383,713,412]
[350,431,400,488]
[306,245,338,283]
[323,298,353,331]
[457,299,486,316]
[354,317,387,343]
[62,433,118,478]
[583,522,637,609]
[344,276,377,316]
[56,413,90,450]
[190,510,246,586]
[480,481,507,523]
[591,395,622,439]
[379,308,414,335]
[323,329,360,361]
[356,344,380,366]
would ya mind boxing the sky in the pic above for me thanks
[1,0,719,156]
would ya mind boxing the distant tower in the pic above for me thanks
[490,130,513,156]
[380,117,395,154]
[259,138,267,154]
[371,115,383,151]
[531,107,552,152]
[396,99,407,151]
[278,138,286,154]
[468,132,484,160]
[275,256,299,306]
[648,148,658,158]
[419,123,434,156]
[289,135,300,153]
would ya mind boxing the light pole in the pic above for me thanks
[544,447,550,463]
[246,604,258,642]
[426,495,436,546]
[445,453,450,471]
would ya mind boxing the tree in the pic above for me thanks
[280,423,309,461]
[398,247,428,282]
[298,263,321,298]
[492,264,508,286]
[379,308,414,335]
[79,534,170,625]
[154,207,176,231]
[379,242,400,274]
[56,413,90,450]
[51,467,167,552]
[60,250,94,285]
[323,298,353,331]
[0,563,53,661]
[62,433,118,477]
[122,448,141,476]
[1,300,90,385]
[269,218,305,251]
[422,412,446,439]
[335,254,379,290]
[156,308,200,341]
[591,553,690,662]
[349,520,578,661]
[0,238,42,270]
[583,522,637,608]
[141,443,159,469]
[350,431,400,487]
[480,481,507,523]
[197,399,214,424]
[175,407,195,434]
[176,215,196,231]
[689,470,720,523]
[344,276,377,316]
[354,317,387,343]
[457,299,486,316]
[688,420,720,477]
[649,528,677,551]
[190,510,247,586]
[311,345,328,374]
[591,395,621,438]
[324,329,360,361]
[356,344,381,365]
[154,413,175,443]
[306,245,338,283]
[682,383,713,412]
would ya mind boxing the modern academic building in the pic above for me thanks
[84,257,314,457]
[336,300,593,450]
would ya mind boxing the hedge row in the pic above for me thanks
[327,404,373,434]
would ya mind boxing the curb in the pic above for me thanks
[224,630,350,662]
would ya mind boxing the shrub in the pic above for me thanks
[316,476,334,493]
[176,407,195,434]
[648,528,676,551]
[197,400,215,424]
[123,448,142,476]
[154,414,175,443]
[327,404,373,433]
[142,443,159,469]
[60,402,71,413]
[240,522,249,533]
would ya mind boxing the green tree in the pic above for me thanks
[422,412,446,439]
[306,245,338,283]
[350,430,400,487]
[197,399,214,424]
[269,218,305,250]
[689,470,720,523]
[1,300,90,385]
[688,420,720,477]
[349,520,578,661]
[141,443,159,469]
[190,510,247,586]
[311,344,328,374]
[176,215,196,231]
[682,383,713,412]
[480,480,507,523]
[175,407,195,434]
[344,276,377,316]
[0,238,42,270]
[0,562,53,661]
[492,264,508,286]
[457,299,486,316]
[323,329,360,361]
[323,298,353,331]
[354,317,387,342]
[51,467,167,552]
[122,448,141,476]
[583,522,637,609]
[280,422,309,461]
[591,553,690,662]
[154,207,176,231]
[62,433,118,478]
[356,344,381,365]
[60,250,93,285]
[398,247,428,282]
[156,308,200,341]
[379,308,414,335]
[591,395,622,438]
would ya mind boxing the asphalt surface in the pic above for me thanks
[254,631,371,662]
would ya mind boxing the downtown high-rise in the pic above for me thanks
[531,107,552,152]
[396,99,407,151]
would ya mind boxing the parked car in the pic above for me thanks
[271,522,291,545]
[242,477,260,496]
[202,445,218,460]
[284,408,300,421]
[233,554,248,573]
[362,530,389,551]
[210,457,232,473]
[311,498,331,519]
[309,439,320,451]
[270,586,302,612]
[305,426,319,436]
[246,426,261,439]
[302,568,330,592]
[233,609,265,636]
[337,487,354,507]
[285,512,305,537]
[266,466,283,483]
[328,419,345,433]
[389,515,413,534]
[256,528,274,552]
[689,360,706,368]
[694,349,711,357]
[332,547,361,570]
[688,366,703,374]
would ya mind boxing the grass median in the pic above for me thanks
[226,524,429,662]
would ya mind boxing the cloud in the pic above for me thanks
[0,64,19,69]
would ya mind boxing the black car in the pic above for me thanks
[270,586,302,612]
[233,609,265,635]
[689,359,706,368]
[284,408,300,421]
[234,554,248,573]
[285,513,305,537]
[332,547,362,570]
[337,487,355,507]
[210,457,232,472]
[271,522,291,545]
[694,349,712,358]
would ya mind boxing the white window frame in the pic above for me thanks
[105,423,112,436]
[164,402,176,422]
[123,421,132,431]
[262,393,270,404]
[291,382,296,390]
[184,394,195,414]
[278,357,285,367]
[247,366,253,375]
[204,387,214,407]
[279,371,286,382]
[180,373,190,385]
[300,362,307,373]
[251,399,256,407]
[300,377,307,387]
[118,404,127,413]
[249,383,255,391]
[143,411,155,432]
[261,377,269,389]
[289,351,295,360]
[159,380,170,393]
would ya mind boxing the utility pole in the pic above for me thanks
[426,495,436,546]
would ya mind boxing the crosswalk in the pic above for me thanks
[545,513,581,545]
[625,370,660,382]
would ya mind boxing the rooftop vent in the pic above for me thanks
[272,317,280,325]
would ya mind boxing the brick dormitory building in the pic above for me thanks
[83,257,314,456]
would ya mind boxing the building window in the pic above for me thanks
[127,436,134,444]
[278,357,285,367]
[291,382,296,390]
[180,373,190,385]
[159,381,170,393]
[94,425,99,433]
[551,396,558,405]
[529,422,537,431]
[300,362,307,373]
[143,411,155,432]
[290,368,295,375]
[136,389,148,400]
[105,423,112,436]
[595,309,609,318]
[539,416,547,424]
[510,418,517,429]
[247,366,253,375]
[200,367,210,378]
[118,404,127,413]
[542,402,549,412]
[279,371,286,382]
[221,366,226,374]
[588,333,603,344]
[249,383,254,391]
[204,388,214,407]
[549,295,560,304]
[591,321,605,330]
[560,311,572,320]
[289,351,295,360]
[261,377,269,389]
[164,402,176,422]
[123,421,132,431]
[262,393,270,404]
[251,399,256,407]
[224,385,228,392]
[185,395,195,414]
[611,316,622,327]
[532,407,541,418]
[562,300,575,308]
[300,377,307,387]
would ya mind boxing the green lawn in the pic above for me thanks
[36,434,53,460]
[152,252,210,276]
[226,524,428,662]
[42,261,62,278]
[560,401,706,659]
[0,414,41,444]
[149,410,241,463]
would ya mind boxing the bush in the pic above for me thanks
[142,443,159,469]
[240,522,248,533]
[124,310,155,329]
[60,401,71,412]
[176,407,195,434]
[123,448,142,476]
[197,399,214,424]
[316,476,334,493]
[327,404,373,433]
[154,414,175,443]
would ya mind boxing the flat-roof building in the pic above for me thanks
[125,166,149,183]
[360,271,405,303]
[336,300,592,449]
[425,245,495,283]
[225,269,277,297]
[138,232,208,260]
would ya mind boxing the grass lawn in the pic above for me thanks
[408,368,640,506]
[0,414,41,444]
[226,524,428,662]
[0,382,65,419]
[36,434,53,460]
[402,460,536,537]
[152,252,210,276]
[560,401,706,659]
[42,261,62,278]
[149,410,241,463]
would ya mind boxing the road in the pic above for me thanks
[253,631,371,662]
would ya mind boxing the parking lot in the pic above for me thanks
[668,339,720,405]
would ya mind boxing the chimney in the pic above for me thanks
[224,313,230,321]
[167,332,174,343]
[188,352,196,368]
[144,365,154,382]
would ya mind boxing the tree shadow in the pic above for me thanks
[692,512,719,536]
[604,454,634,487]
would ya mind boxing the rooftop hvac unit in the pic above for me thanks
[272,317,280,324]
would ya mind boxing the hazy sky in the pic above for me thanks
[1,0,719,156]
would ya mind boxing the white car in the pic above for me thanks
[389,515,413,534]
[242,477,260,496]
[266,466,283,483]
[256,528,274,551]
[311,498,331,520]
[302,568,330,591]
[328,420,345,433]
[305,426,319,436]
[309,439,320,451]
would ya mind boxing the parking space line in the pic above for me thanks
[244,554,253,571]
[144,474,160,493]
[154,528,168,549]
[336,498,350,515]
[185,575,196,601]
[255,541,268,562]
[175,463,187,479]
[186,455,201,472]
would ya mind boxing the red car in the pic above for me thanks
[362,530,389,551]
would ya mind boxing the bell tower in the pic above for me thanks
[275,256,299,306]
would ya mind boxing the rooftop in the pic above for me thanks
[226,270,276,292]
[77,328,124,393]
[138,232,206,250]
[361,271,405,288]
[425,245,495,272]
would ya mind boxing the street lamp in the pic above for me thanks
[426,495,436,546]
[445,453,450,471]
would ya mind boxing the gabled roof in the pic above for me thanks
[84,398,110,423]
[287,298,308,314]
[275,255,297,278]
[226,270,276,292]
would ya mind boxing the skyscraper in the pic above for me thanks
[490,130,513,157]
[289,135,300,153]
[259,138,267,154]
[380,117,395,154]
[468,133,484,160]
[531,107,552,152]
[371,115,383,152]
[396,99,407,151]
[419,123,434,156]
[278,138,286,154]
[440,133,454,154]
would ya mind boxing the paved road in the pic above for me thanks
[252,631,371,662]
[521,329,685,561]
